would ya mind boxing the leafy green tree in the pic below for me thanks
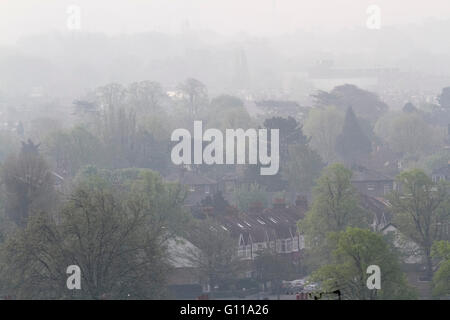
[312,84,388,123]
[417,149,450,175]
[177,78,208,119]
[232,183,268,212]
[303,106,345,163]
[0,169,186,299]
[80,83,139,169]
[199,191,231,216]
[311,227,416,300]
[375,112,445,159]
[248,116,316,193]
[438,87,450,109]
[1,141,57,227]
[335,107,372,165]
[254,248,296,297]
[389,169,450,279]
[0,130,20,164]
[263,116,309,158]
[282,144,324,194]
[184,218,243,293]
[206,95,252,131]
[431,240,450,297]
[298,164,370,266]
[28,117,63,143]
[44,126,104,177]
[127,80,165,114]
[403,102,418,113]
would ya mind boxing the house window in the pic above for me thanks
[257,218,266,225]
[280,240,286,253]
[384,184,392,195]
[367,183,376,191]
[286,239,293,253]
[293,237,299,251]
[299,235,305,249]
[245,245,252,258]
[276,240,282,253]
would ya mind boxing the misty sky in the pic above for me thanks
[1,0,450,44]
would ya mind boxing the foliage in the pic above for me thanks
[263,116,310,156]
[438,87,450,109]
[254,248,296,293]
[177,78,208,119]
[311,227,416,300]
[282,143,324,194]
[232,183,268,212]
[206,95,252,131]
[388,169,450,278]
[184,218,243,291]
[199,191,231,216]
[127,80,165,114]
[431,240,450,297]
[375,112,445,159]
[0,169,186,299]
[335,107,372,165]
[298,164,370,267]
[416,149,450,175]
[312,84,388,123]
[1,142,57,227]
[303,106,345,163]
[44,126,104,177]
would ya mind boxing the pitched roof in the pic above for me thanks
[166,170,217,185]
[432,164,450,176]
[206,200,308,245]
[358,193,393,228]
[351,165,394,182]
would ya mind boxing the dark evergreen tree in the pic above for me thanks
[335,107,372,165]
[403,102,417,113]
[263,116,310,162]
[438,87,450,109]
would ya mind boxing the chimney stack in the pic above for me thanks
[295,195,308,212]
[273,198,286,210]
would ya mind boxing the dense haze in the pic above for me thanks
[2,1,450,105]
[2,0,450,41]
[0,1,450,301]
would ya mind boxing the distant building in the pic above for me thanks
[431,162,450,183]
[350,165,396,198]
[165,169,218,206]
[358,193,393,232]
[193,196,309,282]
[166,236,204,299]
[381,223,431,298]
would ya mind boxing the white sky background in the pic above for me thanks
[0,0,450,44]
